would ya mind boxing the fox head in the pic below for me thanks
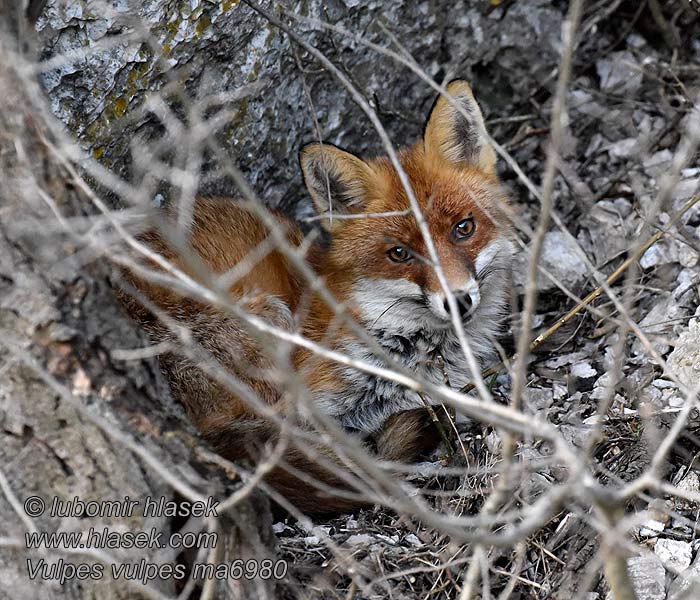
[300,80,514,345]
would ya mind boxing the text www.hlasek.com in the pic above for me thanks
[25,527,218,551]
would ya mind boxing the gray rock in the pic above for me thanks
[515,231,589,291]
[404,533,423,547]
[540,231,589,289]
[655,538,693,571]
[345,533,374,546]
[667,316,700,389]
[674,469,700,494]
[571,362,597,379]
[606,137,639,160]
[639,519,665,538]
[570,89,608,119]
[669,552,700,600]
[632,296,688,358]
[596,51,643,96]
[526,387,554,412]
[643,149,674,179]
[640,240,680,269]
[625,555,666,600]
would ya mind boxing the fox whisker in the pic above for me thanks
[368,298,405,329]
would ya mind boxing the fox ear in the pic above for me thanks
[423,80,497,174]
[300,143,372,220]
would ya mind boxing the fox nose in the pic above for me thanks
[443,289,479,320]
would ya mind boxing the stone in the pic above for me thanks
[596,51,643,96]
[345,533,374,546]
[639,519,665,538]
[514,231,589,290]
[668,552,700,599]
[571,362,597,379]
[667,317,700,389]
[404,534,423,547]
[625,555,666,600]
[676,471,700,495]
[655,538,693,571]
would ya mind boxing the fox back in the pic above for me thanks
[121,80,515,513]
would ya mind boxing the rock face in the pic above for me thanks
[36,0,564,212]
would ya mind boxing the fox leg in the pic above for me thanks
[374,406,455,462]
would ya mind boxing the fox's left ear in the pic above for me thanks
[423,80,497,175]
[300,143,372,223]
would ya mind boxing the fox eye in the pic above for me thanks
[453,217,476,240]
[387,246,412,263]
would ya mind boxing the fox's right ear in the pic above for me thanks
[300,143,372,222]
[423,80,497,175]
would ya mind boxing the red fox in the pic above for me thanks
[120,80,514,513]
